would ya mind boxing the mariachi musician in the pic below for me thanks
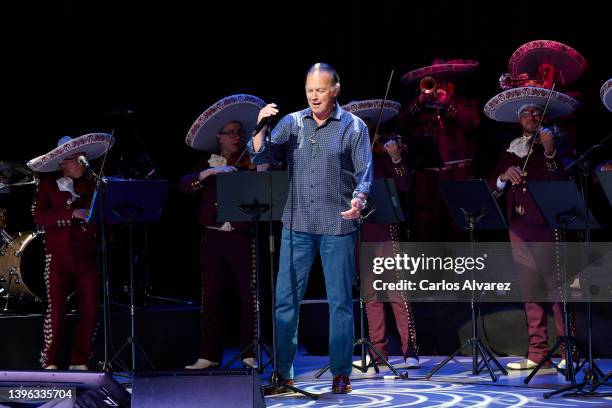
[27,133,114,370]
[397,59,481,241]
[484,84,580,370]
[342,99,420,369]
[180,94,266,370]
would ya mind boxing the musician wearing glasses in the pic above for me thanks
[180,95,266,370]
[484,87,579,371]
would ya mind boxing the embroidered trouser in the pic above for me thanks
[41,251,99,367]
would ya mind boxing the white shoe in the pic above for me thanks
[557,359,577,370]
[44,365,58,370]
[353,355,372,368]
[69,365,88,370]
[506,358,538,370]
[405,357,420,369]
[242,357,258,369]
[185,358,219,370]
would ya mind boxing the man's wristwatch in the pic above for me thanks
[353,192,368,208]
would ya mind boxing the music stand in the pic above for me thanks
[314,178,406,379]
[426,179,508,382]
[525,181,604,393]
[88,179,169,373]
[215,171,288,373]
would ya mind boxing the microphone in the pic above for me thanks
[252,116,270,137]
[77,155,91,168]
[78,155,105,183]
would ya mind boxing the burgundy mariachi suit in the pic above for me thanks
[34,175,99,368]
[179,160,256,363]
[490,142,575,363]
[398,95,480,241]
[361,151,418,360]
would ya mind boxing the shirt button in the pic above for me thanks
[310,200,314,203]
[310,185,314,188]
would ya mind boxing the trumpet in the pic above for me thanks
[420,76,437,94]
[498,73,543,90]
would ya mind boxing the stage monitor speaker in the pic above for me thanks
[132,368,265,408]
[0,370,131,407]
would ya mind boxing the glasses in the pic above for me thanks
[219,129,246,137]
[520,111,542,118]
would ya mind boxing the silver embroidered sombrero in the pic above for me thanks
[601,79,612,112]
[508,40,587,87]
[400,59,479,86]
[185,94,266,152]
[27,133,114,172]
[341,99,401,124]
[484,87,579,123]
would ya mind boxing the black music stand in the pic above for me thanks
[525,181,604,394]
[426,179,508,382]
[88,179,169,373]
[314,178,407,379]
[215,171,288,373]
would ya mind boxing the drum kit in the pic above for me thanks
[0,161,46,310]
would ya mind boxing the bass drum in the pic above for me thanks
[0,231,46,301]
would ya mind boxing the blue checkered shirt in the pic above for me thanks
[247,103,373,235]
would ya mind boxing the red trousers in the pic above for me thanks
[510,230,575,363]
[361,228,418,360]
[41,249,99,367]
[365,300,418,359]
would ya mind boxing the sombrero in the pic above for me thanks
[185,94,266,152]
[601,79,612,112]
[27,133,114,172]
[341,99,401,124]
[508,40,587,87]
[484,87,579,123]
[400,59,479,86]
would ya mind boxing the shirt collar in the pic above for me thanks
[302,101,342,122]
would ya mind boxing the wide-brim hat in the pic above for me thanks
[400,59,479,85]
[185,94,266,152]
[484,87,579,123]
[341,99,401,124]
[508,40,587,87]
[27,133,114,172]
[601,79,612,112]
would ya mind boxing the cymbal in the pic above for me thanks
[0,161,38,191]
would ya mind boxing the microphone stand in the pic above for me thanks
[255,118,318,400]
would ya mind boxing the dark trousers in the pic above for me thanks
[199,229,255,362]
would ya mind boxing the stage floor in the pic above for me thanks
[251,350,612,407]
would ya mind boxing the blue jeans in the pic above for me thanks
[275,228,356,379]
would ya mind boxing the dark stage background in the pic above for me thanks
[4,0,612,359]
